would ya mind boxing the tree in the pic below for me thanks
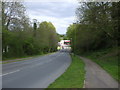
[2,2,32,59]
[67,2,119,54]
[2,2,26,30]
[2,2,59,59]
[37,21,58,53]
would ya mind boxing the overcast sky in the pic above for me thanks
[24,1,79,34]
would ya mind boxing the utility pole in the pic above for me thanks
[73,23,76,54]
[33,19,37,37]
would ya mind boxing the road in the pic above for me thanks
[2,51,71,88]
[79,56,119,88]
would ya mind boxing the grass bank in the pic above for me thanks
[48,54,85,88]
[2,52,56,64]
[83,47,119,82]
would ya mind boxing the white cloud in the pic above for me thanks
[28,14,75,34]
[24,2,78,34]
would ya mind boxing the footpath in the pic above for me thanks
[79,56,119,88]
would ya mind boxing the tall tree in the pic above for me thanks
[67,2,119,54]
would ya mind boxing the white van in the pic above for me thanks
[59,40,71,50]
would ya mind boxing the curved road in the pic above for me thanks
[2,51,71,88]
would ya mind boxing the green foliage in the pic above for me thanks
[48,55,85,88]
[67,2,119,54]
[84,47,119,82]
[37,21,58,52]
[2,2,59,60]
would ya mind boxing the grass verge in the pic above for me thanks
[2,52,56,64]
[48,54,85,88]
[84,47,119,82]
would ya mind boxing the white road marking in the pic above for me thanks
[2,52,65,74]
[0,70,20,77]
[83,80,86,88]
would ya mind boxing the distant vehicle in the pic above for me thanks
[58,40,71,50]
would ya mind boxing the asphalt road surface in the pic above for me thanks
[2,51,71,88]
[79,56,119,88]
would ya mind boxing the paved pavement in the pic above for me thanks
[79,56,119,88]
[2,51,71,88]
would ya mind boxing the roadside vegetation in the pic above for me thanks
[84,47,119,82]
[66,2,119,82]
[2,2,59,60]
[2,52,55,64]
[67,2,119,54]
[48,54,85,88]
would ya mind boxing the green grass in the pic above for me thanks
[84,47,119,82]
[48,54,85,88]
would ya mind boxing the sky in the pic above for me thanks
[24,1,79,34]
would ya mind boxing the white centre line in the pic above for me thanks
[2,52,64,76]
[0,69,20,77]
